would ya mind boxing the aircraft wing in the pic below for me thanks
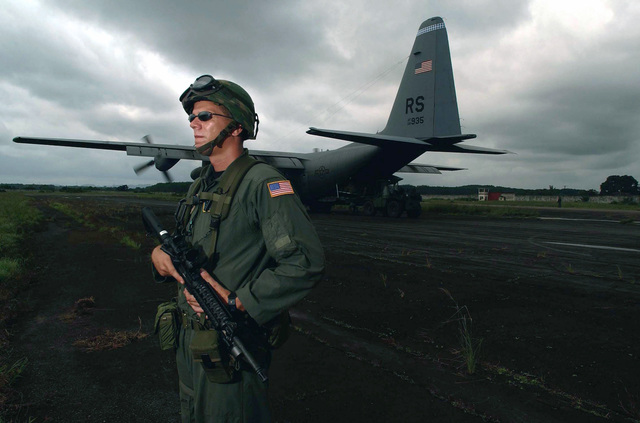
[306,127,512,155]
[13,136,203,160]
[249,150,307,170]
[12,136,308,170]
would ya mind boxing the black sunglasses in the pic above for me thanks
[188,111,233,123]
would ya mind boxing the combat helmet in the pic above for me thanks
[180,75,259,154]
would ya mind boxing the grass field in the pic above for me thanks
[0,193,43,280]
[0,192,44,415]
[8,189,184,202]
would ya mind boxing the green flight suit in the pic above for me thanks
[174,150,324,422]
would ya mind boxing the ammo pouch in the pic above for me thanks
[154,299,179,350]
[189,329,237,384]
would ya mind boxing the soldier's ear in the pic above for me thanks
[231,124,244,138]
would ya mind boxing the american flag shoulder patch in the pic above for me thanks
[268,180,294,197]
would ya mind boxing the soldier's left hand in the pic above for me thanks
[184,269,245,314]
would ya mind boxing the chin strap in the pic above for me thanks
[196,121,240,156]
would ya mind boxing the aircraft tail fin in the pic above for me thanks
[307,17,511,156]
[380,17,462,138]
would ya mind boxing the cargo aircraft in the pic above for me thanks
[13,17,509,217]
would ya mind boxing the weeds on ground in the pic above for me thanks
[0,193,43,419]
[380,273,388,287]
[59,296,96,322]
[48,199,144,251]
[440,288,483,374]
[58,297,148,354]
[0,357,28,390]
[49,201,95,229]
[617,265,624,280]
[120,235,141,250]
[619,387,640,420]
[0,355,28,413]
[0,194,43,258]
[0,259,21,283]
[73,318,148,352]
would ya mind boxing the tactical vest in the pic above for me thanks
[176,152,260,264]
[174,152,292,349]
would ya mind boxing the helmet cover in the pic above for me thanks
[180,75,259,139]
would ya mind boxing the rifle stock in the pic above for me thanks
[142,207,268,383]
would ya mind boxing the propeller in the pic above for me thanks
[133,135,177,182]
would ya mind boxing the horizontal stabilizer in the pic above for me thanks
[307,127,426,146]
[421,134,477,144]
[398,163,466,174]
[425,143,513,155]
[307,128,510,155]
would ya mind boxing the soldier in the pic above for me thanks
[151,75,325,422]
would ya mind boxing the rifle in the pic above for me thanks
[142,207,268,383]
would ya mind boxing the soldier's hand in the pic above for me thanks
[183,287,204,315]
[200,269,246,312]
[151,245,184,284]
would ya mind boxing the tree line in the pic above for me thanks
[406,175,639,197]
[1,175,637,196]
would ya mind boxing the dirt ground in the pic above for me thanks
[5,195,640,422]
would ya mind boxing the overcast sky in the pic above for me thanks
[1,0,639,190]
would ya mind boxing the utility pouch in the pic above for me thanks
[189,329,237,384]
[154,300,180,350]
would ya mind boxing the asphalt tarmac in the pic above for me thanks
[311,209,640,296]
[10,196,640,422]
[269,208,640,422]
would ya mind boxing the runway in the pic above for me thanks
[280,209,640,421]
[21,194,640,421]
[310,211,640,295]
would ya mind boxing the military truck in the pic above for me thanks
[360,180,422,218]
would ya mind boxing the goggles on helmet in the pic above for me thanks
[179,75,224,104]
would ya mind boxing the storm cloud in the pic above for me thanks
[1,0,638,189]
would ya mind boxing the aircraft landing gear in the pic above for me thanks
[362,201,376,216]
[385,199,403,218]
